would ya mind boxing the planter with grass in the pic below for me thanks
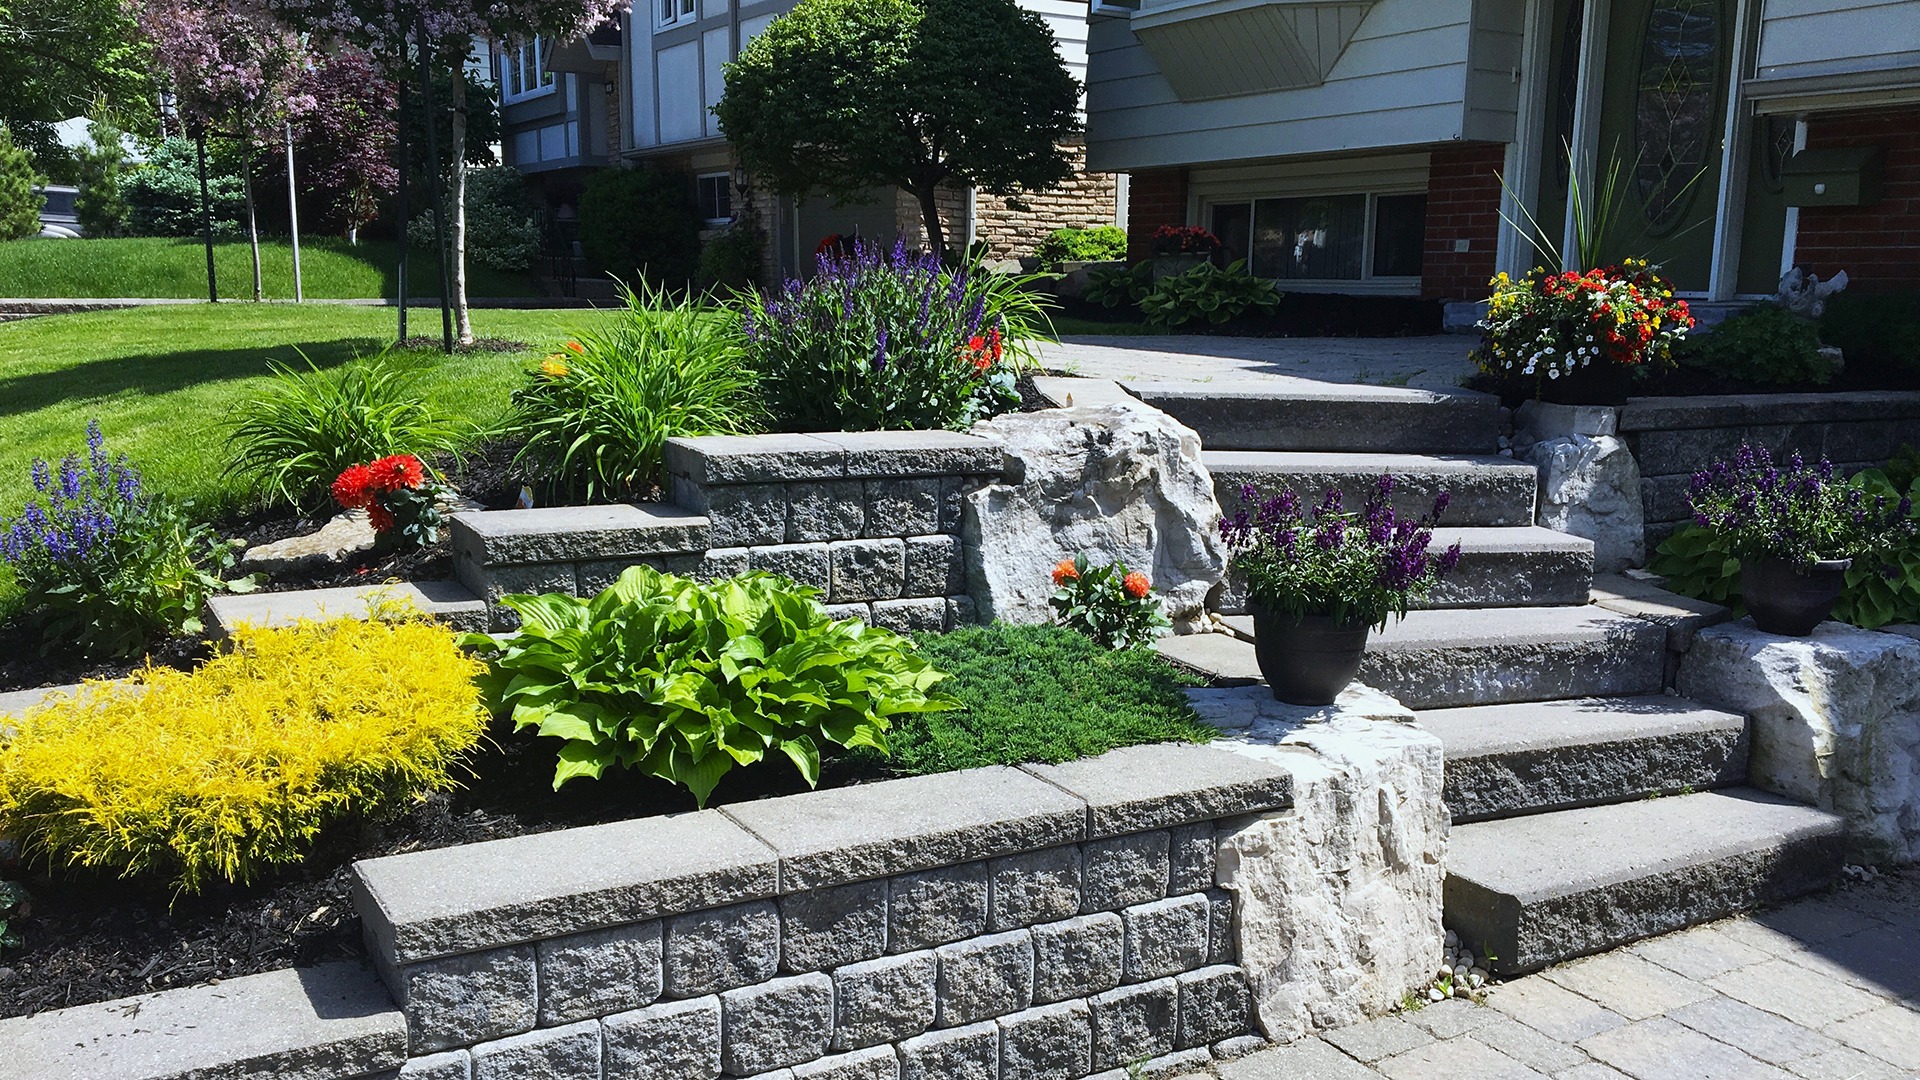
[1220,476,1461,705]
[1684,445,1916,637]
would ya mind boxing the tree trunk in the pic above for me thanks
[449,64,474,344]
[914,184,946,263]
[242,145,262,302]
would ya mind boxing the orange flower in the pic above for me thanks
[565,340,586,354]
[1123,572,1152,599]
[1051,558,1079,585]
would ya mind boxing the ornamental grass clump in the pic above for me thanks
[0,612,488,894]
[1220,476,1463,628]
[0,422,253,658]
[1686,445,1915,572]
[467,566,956,805]
[741,240,1037,432]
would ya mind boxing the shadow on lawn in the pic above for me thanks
[0,337,384,420]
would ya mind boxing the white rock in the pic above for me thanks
[239,510,377,573]
[1428,988,1445,1003]
[1211,704,1448,1041]
[1680,620,1920,865]
[965,398,1227,634]
[1512,402,1643,573]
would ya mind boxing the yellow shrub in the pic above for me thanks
[0,614,487,894]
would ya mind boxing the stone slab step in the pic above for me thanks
[1216,605,1667,709]
[1422,696,1750,823]
[1122,380,1502,454]
[1445,788,1845,975]
[206,580,487,637]
[1205,450,1538,528]
[1213,527,1595,615]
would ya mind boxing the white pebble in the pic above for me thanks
[1428,988,1446,1003]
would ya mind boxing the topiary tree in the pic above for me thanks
[716,0,1080,260]
[0,124,44,241]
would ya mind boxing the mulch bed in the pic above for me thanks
[0,726,874,1019]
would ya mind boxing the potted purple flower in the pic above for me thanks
[1687,445,1915,636]
[1220,477,1462,705]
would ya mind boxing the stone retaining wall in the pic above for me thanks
[353,742,1294,1079]
[453,431,1003,632]
[1621,392,1920,550]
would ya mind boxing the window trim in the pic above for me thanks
[655,0,698,32]
[500,38,557,104]
[1200,188,1426,291]
[696,171,734,225]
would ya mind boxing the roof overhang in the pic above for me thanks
[1130,0,1376,101]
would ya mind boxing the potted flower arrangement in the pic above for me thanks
[1471,259,1693,405]
[1149,225,1223,280]
[1220,477,1462,705]
[1687,445,1916,636]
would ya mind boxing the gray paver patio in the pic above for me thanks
[1187,871,1920,1079]
[1041,335,1479,392]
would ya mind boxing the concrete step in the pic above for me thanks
[1214,527,1595,615]
[1123,379,1502,454]
[1205,450,1538,528]
[1422,696,1750,823]
[206,580,488,637]
[1217,605,1667,709]
[1445,788,1845,975]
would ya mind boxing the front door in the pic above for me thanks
[1595,0,1731,291]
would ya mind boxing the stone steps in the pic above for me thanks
[1213,605,1667,710]
[1421,695,1750,823]
[1213,527,1594,614]
[206,580,488,637]
[1121,380,1503,454]
[1444,787,1846,975]
[1204,450,1538,528]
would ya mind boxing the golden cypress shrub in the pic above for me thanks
[0,614,487,894]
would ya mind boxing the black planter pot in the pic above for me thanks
[1540,360,1634,406]
[1741,556,1852,637]
[1249,604,1371,706]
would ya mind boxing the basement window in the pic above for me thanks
[1207,191,1425,283]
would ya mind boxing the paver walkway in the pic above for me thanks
[1190,871,1920,1080]
[1042,335,1479,392]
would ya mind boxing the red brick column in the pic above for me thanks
[1421,143,1506,300]
[1795,106,1920,294]
[1126,168,1189,261]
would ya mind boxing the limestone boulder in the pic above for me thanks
[1198,688,1447,1040]
[1679,620,1920,865]
[239,510,379,574]
[964,399,1226,633]
[1515,402,1644,573]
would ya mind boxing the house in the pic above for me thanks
[498,1,1128,279]
[1081,0,1920,302]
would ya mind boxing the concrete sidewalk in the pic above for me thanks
[1191,870,1920,1079]
[1041,335,1480,393]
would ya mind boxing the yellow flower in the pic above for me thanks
[541,356,570,378]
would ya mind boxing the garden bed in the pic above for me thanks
[0,623,1210,1018]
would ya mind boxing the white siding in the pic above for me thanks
[629,12,659,147]
[1027,0,1093,94]
[1754,0,1920,81]
[1085,0,1478,172]
[1464,0,1525,143]
[703,26,730,137]
[658,40,705,143]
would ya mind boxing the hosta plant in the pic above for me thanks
[1137,261,1283,328]
[1048,554,1170,650]
[466,567,958,805]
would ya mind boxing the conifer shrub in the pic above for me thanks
[0,611,488,894]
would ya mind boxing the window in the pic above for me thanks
[697,172,733,223]
[1208,191,1425,282]
[657,0,696,29]
[501,38,555,102]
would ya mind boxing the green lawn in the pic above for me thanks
[0,237,541,300]
[0,304,597,523]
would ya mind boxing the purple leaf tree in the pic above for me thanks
[287,49,400,239]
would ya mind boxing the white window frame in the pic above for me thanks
[655,0,698,31]
[1199,189,1427,294]
[500,38,556,103]
[696,172,734,225]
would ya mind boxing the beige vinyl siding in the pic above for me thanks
[1086,0,1478,172]
[1754,0,1920,81]
[1463,0,1526,143]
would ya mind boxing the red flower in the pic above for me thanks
[1051,559,1079,585]
[367,454,426,492]
[565,340,586,355]
[367,504,396,533]
[1123,572,1152,600]
[331,463,376,510]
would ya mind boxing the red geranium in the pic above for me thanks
[330,463,377,509]
[367,453,426,492]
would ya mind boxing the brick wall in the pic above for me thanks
[1420,142,1506,300]
[1794,105,1920,293]
[1126,168,1190,262]
[970,139,1123,262]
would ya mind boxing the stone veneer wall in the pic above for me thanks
[353,743,1293,1079]
[453,431,1002,632]
[1620,391,1920,550]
